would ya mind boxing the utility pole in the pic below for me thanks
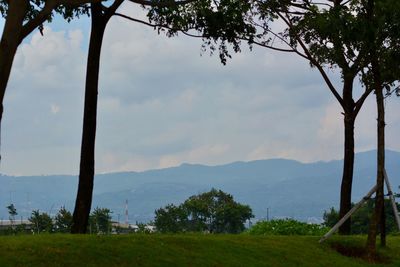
[125,200,129,225]
[267,208,270,221]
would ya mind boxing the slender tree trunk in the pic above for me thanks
[366,61,385,257]
[71,4,107,233]
[0,1,28,160]
[339,80,356,235]
[380,198,386,246]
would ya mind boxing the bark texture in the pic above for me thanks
[0,1,28,160]
[338,79,356,235]
[71,3,106,233]
[366,59,385,257]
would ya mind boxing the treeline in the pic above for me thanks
[2,205,112,235]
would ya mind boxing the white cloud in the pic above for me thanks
[50,104,61,114]
[2,9,398,176]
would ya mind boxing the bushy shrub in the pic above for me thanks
[247,219,328,236]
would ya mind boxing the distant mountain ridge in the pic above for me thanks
[1,150,399,223]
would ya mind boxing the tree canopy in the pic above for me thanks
[155,189,253,233]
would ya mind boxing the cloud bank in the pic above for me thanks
[2,5,400,175]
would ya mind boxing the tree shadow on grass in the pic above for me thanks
[330,242,390,264]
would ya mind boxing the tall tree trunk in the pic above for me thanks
[366,60,385,257]
[380,197,386,246]
[71,4,107,233]
[0,1,28,160]
[339,80,355,235]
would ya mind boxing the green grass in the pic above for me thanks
[0,234,399,266]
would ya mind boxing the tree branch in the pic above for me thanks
[114,12,203,39]
[20,0,105,40]
[104,0,125,22]
[354,87,373,116]
[277,10,345,108]
[129,0,195,7]
[251,39,308,59]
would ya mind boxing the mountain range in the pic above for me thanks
[1,150,399,223]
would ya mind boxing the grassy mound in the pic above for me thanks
[0,234,399,266]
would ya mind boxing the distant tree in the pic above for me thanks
[154,204,188,233]
[89,207,112,234]
[154,189,253,233]
[54,206,73,233]
[6,203,17,226]
[323,199,400,235]
[29,210,53,233]
[136,222,154,233]
[322,207,339,230]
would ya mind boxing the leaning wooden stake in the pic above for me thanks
[384,169,400,231]
[319,184,378,243]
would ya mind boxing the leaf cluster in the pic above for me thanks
[358,0,400,91]
[147,0,257,64]
[6,203,17,219]
[0,0,91,25]
[54,206,73,233]
[290,1,370,71]
[154,188,253,233]
[247,219,329,236]
[29,209,53,233]
[89,207,112,234]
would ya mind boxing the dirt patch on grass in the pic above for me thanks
[331,243,390,264]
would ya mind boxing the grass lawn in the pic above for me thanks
[0,234,399,266]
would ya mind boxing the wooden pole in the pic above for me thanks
[319,184,378,243]
[384,169,400,231]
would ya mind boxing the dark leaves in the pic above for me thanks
[147,0,256,65]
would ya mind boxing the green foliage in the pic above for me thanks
[247,219,329,236]
[155,204,188,233]
[254,0,400,90]
[6,204,17,222]
[147,0,257,64]
[155,189,253,233]
[0,0,90,25]
[135,222,154,234]
[54,206,73,233]
[323,199,400,234]
[29,210,53,234]
[89,207,112,234]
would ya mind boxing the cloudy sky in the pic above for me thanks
[1,3,399,176]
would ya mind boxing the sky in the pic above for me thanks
[1,3,400,176]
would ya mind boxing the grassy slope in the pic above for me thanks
[0,234,399,267]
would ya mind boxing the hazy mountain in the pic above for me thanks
[1,150,399,223]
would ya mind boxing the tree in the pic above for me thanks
[71,0,123,234]
[6,203,17,226]
[0,0,105,161]
[29,210,53,233]
[154,204,188,233]
[54,206,73,233]
[72,0,257,233]
[88,207,112,234]
[363,0,400,256]
[250,0,375,235]
[154,189,253,233]
[323,200,400,235]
